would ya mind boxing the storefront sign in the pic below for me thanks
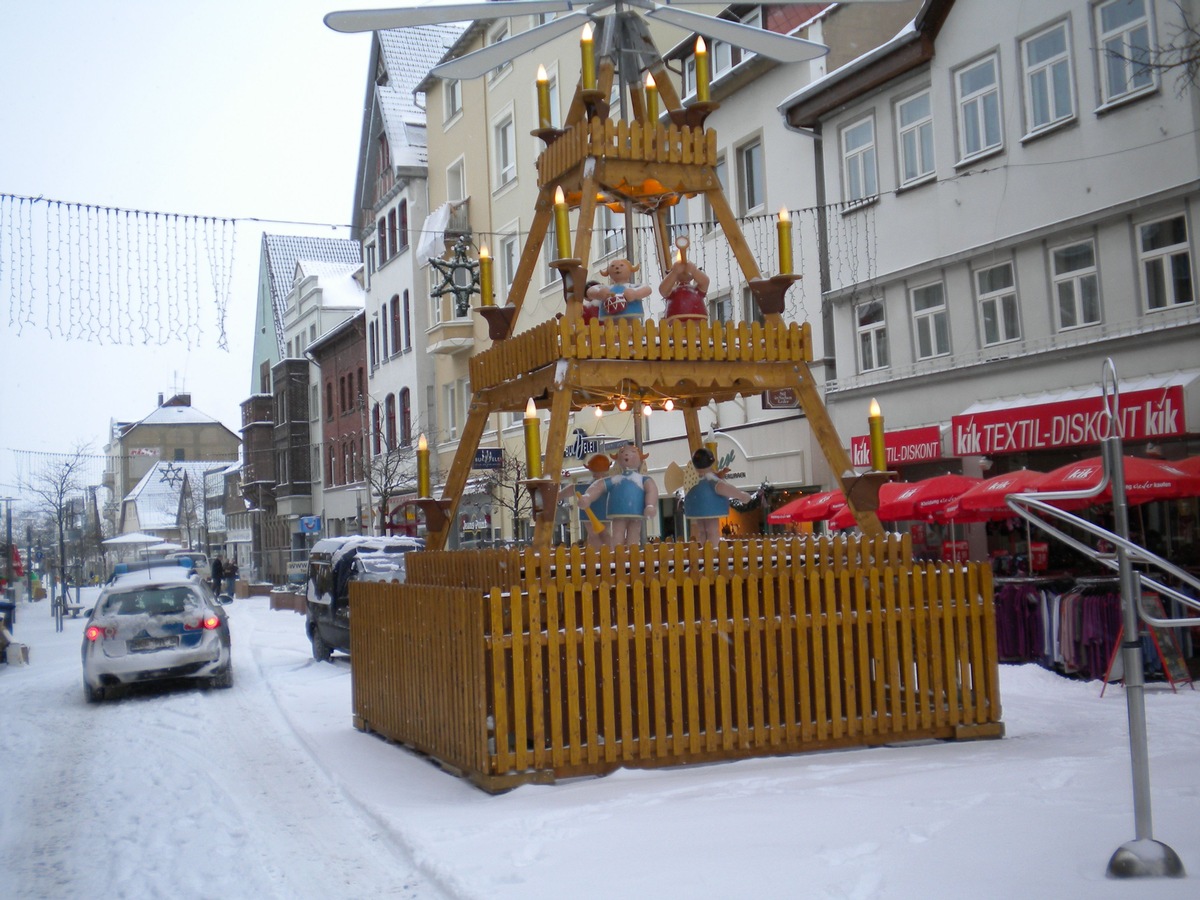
[1030,541,1049,572]
[952,386,1185,455]
[850,426,942,468]
[942,540,970,563]
[298,516,322,534]
[473,448,503,469]
[762,388,799,409]
[566,429,612,461]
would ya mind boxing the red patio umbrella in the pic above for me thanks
[791,489,847,523]
[871,475,981,522]
[1034,455,1200,507]
[767,493,814,525]
[827,481,923,528]
[938,469,1047,523]
[1173,455,1200,477]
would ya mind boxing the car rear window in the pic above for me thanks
[102,587,198,616]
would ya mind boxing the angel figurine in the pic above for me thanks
[666,447,752,545]
[658,237,710,321]
[579,442,659,545]
[587,258,651,322]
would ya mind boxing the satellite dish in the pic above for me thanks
[325,1,858,81]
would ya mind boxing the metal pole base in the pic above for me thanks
[1107,839,1185,878]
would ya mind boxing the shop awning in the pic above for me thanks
[951,370,1200,456]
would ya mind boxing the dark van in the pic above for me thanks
[304,535,424,661]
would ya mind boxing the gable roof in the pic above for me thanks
[262,234,361,356]
[121,459,236,533]
[376,25,465,169]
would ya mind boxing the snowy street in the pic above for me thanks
[2,589,1198,899]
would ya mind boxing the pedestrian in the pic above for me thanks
[224,559,238,598]
[211,555,224,594]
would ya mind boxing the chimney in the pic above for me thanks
[157,392,164,407]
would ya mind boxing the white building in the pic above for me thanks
[780,0,1199,560]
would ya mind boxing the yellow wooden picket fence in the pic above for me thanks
[350,535,1003,792]
[537,118,718,186]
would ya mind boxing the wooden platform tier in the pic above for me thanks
[536,117,718,203]
[469,316,812,408]
[350,534,1004,793]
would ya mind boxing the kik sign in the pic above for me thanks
[952,386,1186,456]
[850,426,942,468]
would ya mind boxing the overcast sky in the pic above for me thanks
[0,0,373,501]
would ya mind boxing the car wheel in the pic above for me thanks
[84,681,105,703]
[211,665,234,689]
[311,626,332,662]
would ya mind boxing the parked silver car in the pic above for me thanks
[81,566,232,702]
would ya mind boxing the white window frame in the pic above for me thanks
[895,89,934,187]
[428,265,444,325]
[493,113,517,189]
[1096,0,1155,106]
[446,158,466,203]
[1051,240,1101,330]
[974,261,1021,346]
[736,137,764,215]
[955,54,1003,162]
[542,231,559,288]
[1138,215,1194,311]
[486,24,512,83]
[1022,21,1075,136]
[498,229,521,300]
[597,205,623,259]
[444,79,463,123]
[740,284,763,326]
[841,115,878,203]
[444,383,458,440]
[910,281,950,360]
[855,300,889,373]
[709,290,732,325]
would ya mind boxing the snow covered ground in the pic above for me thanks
[2,588,1198,899]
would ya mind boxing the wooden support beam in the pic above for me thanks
[502,196,554,331]
[424,398,493,551]
[682,405,703,452]
[705,184,763,284]
[532,386,576,551]
[787,361,884,538]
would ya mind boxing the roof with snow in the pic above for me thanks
[262,235,361,355]
[293,259,364,311]
[377,24,466,169]
[121,459,236,533]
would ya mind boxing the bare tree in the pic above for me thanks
[1108,1,1200,93]
[478,452,534,543]
[21,443,93,603]
[365,445,417,535]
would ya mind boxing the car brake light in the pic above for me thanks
[85,625,104,642]
[203,615,221,630]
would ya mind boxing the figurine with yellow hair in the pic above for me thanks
[587,257,651,322]
[579,442,659,545]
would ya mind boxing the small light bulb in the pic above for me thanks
[664,399,675,412]
[618,398,628,411]
[594,406,604,417]
[643,404,653,417]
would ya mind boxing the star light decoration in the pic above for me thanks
[429,235,482,318]
[159,463,184,488]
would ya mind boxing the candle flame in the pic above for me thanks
[554,185,566,204]
[869,398,881,418]
[581,23,593,42]
[418,433,427,451]
[479,245,489,260]
[525,398,537,418]
[645,72,656,89]
[696,36,707,54]
[779,206,790,224]
[536,64,548,83]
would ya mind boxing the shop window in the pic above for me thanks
[1139,215,1193,311]
[1022,21,1074,135]
[1096,0,1154,106]
[955,54,1003,161]
[975,262,1021,345]
[911,281,950,360]
[896,89,934,187]
[856,299,888,372]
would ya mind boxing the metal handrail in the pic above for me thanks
[1004,494,1200,627]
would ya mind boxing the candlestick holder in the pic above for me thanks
[522,478,561,522]
[748,273,802,317]
[477,305,518,341]
[531,127,566,147]
[580,89,608,120]
[411,497,454,533]
[668,101,719,130]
